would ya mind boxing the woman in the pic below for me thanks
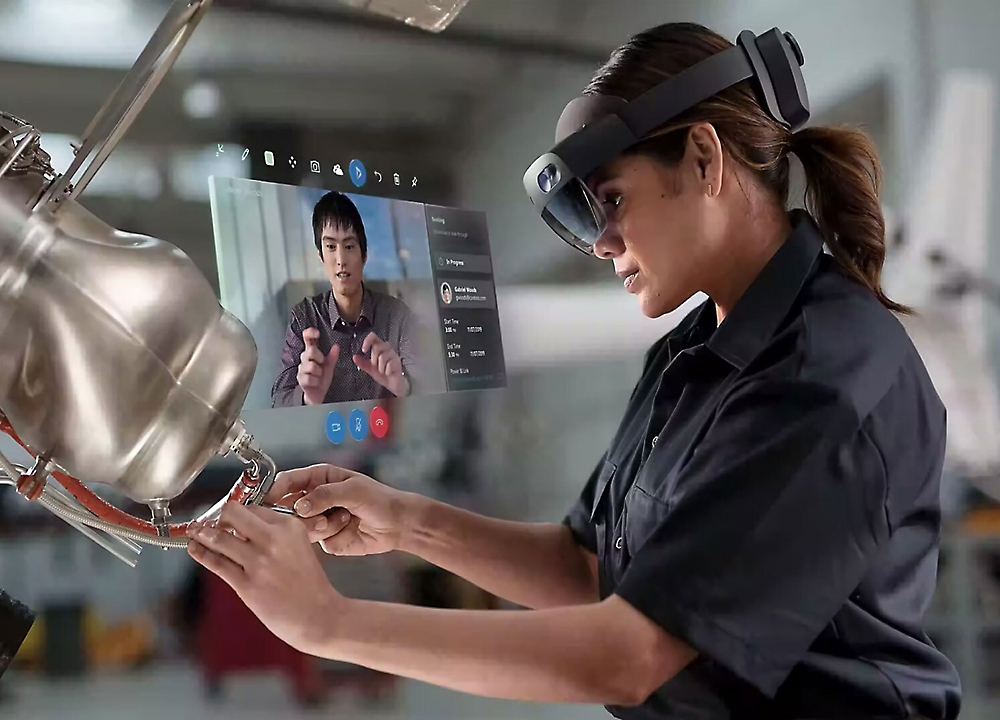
[187,23,961,720]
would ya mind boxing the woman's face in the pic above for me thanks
[590,123,727,318]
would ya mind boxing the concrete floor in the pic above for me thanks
[0,663,608,720]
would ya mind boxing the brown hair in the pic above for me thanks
[587,22,908,313]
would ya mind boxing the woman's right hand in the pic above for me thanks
[265,464,416,556]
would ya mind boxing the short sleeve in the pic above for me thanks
[614,378,890,698]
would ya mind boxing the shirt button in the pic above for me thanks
[615,536,623,550]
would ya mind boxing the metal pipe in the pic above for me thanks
[0,129,40,180]
[37,0,215,210]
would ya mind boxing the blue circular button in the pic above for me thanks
[349,159,366,187]
[325,411,346,445]
[348,408,368,441]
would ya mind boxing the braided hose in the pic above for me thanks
[36,496,189,548]
[0,417,276,553]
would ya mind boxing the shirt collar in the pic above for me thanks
[328,283,375,328]
[705,209,823,370]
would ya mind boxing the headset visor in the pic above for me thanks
[522,29,809,255]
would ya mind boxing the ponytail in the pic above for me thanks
[791,126,909,314]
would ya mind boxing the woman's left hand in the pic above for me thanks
[187,503,341,655]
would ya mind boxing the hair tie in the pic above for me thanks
[789,129,806,156]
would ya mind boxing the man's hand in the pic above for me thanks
[298,328,339,405]
[266,464,417,556]
[186,504,342,656]
[354,332,409,397]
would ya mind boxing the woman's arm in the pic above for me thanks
[186,505,696,706]
[276,466,600,609]
[317,594,693,706]
[402,494,599,608]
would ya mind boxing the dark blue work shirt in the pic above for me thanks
[565,210,961,720]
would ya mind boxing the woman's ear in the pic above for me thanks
[686,122,724,197]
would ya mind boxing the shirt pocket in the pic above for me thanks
[622,483,671,559]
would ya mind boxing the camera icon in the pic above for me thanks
[309,160,321,174]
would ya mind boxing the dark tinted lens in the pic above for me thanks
[541,178,604,251]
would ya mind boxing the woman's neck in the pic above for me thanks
[710,207,791,324]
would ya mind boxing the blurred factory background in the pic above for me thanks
[2,0,1000,718]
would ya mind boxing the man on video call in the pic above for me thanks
[271,191,417,407]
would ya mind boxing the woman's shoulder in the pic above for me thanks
[788,258,933,419]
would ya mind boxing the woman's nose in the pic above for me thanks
[592,225,624,260]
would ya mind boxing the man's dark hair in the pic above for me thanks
[312,191,367,259]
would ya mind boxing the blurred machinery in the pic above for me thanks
[881,70,1000,499]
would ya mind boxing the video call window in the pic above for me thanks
[208,177,507,412]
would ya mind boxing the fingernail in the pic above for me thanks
[296,499,312,513]
[198,527,218,542]
[186,524,198,537]
[314,517,328,532]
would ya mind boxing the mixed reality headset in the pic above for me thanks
[523,28,810,254]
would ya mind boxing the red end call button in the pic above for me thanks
[370,405,389,439]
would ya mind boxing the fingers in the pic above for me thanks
[219,502,272,546]
[188,539,246,587]
[305,507,353,544]
[361,331,382,354]
[319,515,364,555]
[298,361,323,388]
[353,354,380,380]
[375,343,390,376]
[295,475,362,518]
[326,343,340,364]
[187,521,256,570]
[264,464,350,505]
[300,343,324,366]
[358,333,399,379]
[303,327,320,346]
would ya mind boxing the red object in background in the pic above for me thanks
[369,405,389,439]
[195,570,325,705]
